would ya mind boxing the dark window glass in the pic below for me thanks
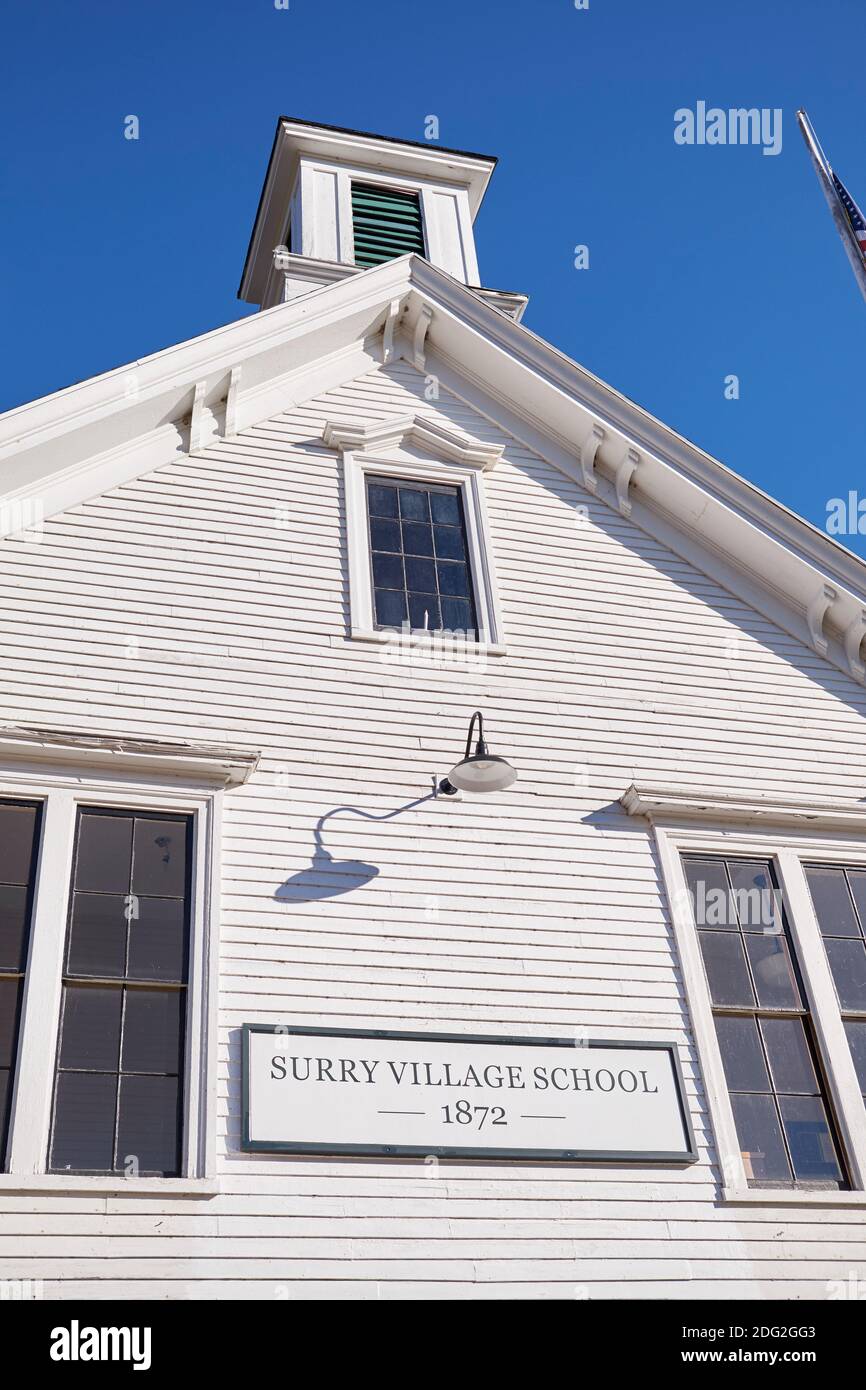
[0,801,41,1171]
[844,1020,866,1098]
[369,517,401,552]
[730,1093,791,1183]
[49,808,191,1177]
[698,930,754,1007]
[778,1095,844,1183]
[805,867,860,937]
[366,475,478,638]
[686,854,847,1190]
[805,864,866,1106]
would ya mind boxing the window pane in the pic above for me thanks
[374,589,406,626]
[127,897,188,982]
[75,813,133,894]
[404,556,436,593]
[121,989,183,1074]
[727,860,778,932]
[433,524,465,560]
[760,1018,818,1095]
[731,1092,791,1183]
[367,483,398,518]
[401,522,434,556]
[51,1072,116,1172]
[440,597,473,633]
[805,867,860,937]
[845,871,866,936]
[398,487,429,522]
[0,1070,9,1159]
[0,884,32,972]
[843,1020,866,1095]
[683,858,734,929]
[778,1095,844,1184]
[66,893,127,978]
[430,491,461,524]
[408,594,440,631]
[698,930,754,1007]
[58,986,122,1072]
[369,516,400,552]
[131,818,188,898]
[824,937,866,1012]
[714,1015,770,1092]
[0,804,39,885]
[0,978,22,1069]
[437,561,470,597]
[744,934,801,1009]
[116,1075,180,1176]
[372,552,403,590]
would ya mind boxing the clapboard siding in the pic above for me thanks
[1,357,866,1297]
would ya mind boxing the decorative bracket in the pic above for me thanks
[224,365,242,440]
[615,445,640,517]
[382,298,403,365]
[189,380,207,454]
[578,423,604,493]
[412,304,434,372]
[843,608,866,681]
[806,583,837,656]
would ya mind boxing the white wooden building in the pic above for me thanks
[1,117,866,1300]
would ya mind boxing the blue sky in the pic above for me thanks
[3,0,865,552]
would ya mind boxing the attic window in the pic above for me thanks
[351,182,425,267]
[366,475,478,638]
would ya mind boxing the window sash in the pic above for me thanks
[651,824,866,1200]
[683,853,847,1190]
[47,806,193,1177]
[0,800,42,1170]
[1,778,217,1184]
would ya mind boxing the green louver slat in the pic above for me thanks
[351,181,425,266]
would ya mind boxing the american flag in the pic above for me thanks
[832,173,866,261]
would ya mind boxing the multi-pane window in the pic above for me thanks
[351,182,425,267]
[0,800,41,1169]
[366,475,478,637]
[683,855,846,1189]
[804,865,866,1106]
[48,807,192,1177]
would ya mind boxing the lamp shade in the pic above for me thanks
[445,753,517,794]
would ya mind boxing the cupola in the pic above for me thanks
[238,117,527,320]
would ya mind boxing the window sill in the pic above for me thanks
[345,627,508,657]
[0,1175,219,1199]
[723,1188,866,1208]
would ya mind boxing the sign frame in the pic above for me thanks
[241,1024,698,1163]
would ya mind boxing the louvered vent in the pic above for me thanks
[351,182,426,267]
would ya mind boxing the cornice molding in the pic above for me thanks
[0,726,260,788]
[621,782,866,831]
[322,411,504,470]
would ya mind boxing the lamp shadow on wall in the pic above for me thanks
[274,790,437,903]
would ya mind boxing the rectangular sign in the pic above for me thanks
[241,1026,697,1162]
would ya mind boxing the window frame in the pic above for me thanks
[342,443,505,651]
[0,763,223,1195]
[650,817,866,1205]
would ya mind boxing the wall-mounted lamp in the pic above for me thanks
[438,711,517,796]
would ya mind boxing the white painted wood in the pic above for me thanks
[3,352,866,1296]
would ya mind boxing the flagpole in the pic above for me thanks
[797,108,866,305]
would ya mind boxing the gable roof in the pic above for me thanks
[1,252,865,688]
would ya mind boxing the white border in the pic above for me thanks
[0,761,224,1196]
